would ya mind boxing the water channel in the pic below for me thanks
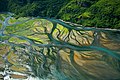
[0,13,120,80]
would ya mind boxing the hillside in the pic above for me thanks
[0,0,120,28]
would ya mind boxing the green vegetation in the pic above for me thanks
[57,0,120,28]
[0,0,120,28]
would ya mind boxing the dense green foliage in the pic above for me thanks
[57,0,120,28]
[0,0,120,28]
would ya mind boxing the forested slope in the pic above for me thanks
[0,0,120,28]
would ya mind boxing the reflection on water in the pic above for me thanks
[0,13,120,80]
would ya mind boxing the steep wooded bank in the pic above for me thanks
[0,0,120,28]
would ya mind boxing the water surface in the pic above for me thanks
[0,13,120,80]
